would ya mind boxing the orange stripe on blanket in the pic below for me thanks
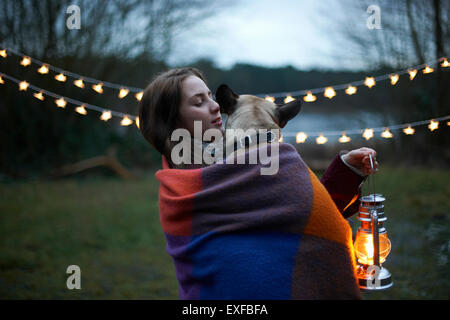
[155,156,203,236]
[303,168,354,251]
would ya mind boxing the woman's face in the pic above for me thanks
[177,75,225,140]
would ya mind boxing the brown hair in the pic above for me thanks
[138,67,207,168]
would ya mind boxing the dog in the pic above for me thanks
[171,84,301,169]
[208,84,301,161]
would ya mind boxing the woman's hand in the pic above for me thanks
[342,147,378,176]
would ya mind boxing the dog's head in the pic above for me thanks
[215,84,301,130]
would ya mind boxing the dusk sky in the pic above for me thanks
[168,0,369,70]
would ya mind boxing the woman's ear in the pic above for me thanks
[276,100,301,128]
[215,84,239,115]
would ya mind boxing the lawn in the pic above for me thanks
[0,166,449,299]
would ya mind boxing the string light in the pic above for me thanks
[0,76,4,84]
[363,128,374,140]
[324,87,336,99]
[381,128,393,138]
[296,132,307,143]
[136,117,140,129]
[118,88,129,99]
[20,56,31,66]
[284,95,295,103]
[74,78,85,88]
[75,105,87,115]
[135,91,143,101]
[55,73,67,82]
[33,91,44,101]
[121,116,133,126]
[408,69,417,80]
[428,120,439,131]
[390,74,399,85]
[265,96,275,103]
[303,91,316,102]
[364,77,376,88]
[92,83,104,94]
[345,85,357,95]
[403,126,415,135]
[55,97,67,108]
[19,81,29,91]
[2,47,448,105]
[37,64,49,74]
[339,133,351,143]
[316,134,328,144]
[100,110,112,121]
[422,65,434,74]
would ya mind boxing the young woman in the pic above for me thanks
[138,67,379,299]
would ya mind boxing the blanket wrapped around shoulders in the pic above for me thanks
[155,142,361,299]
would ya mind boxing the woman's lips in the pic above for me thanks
[212,118,222,126]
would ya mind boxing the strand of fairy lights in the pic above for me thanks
[0,47,144,102]
[0,71,138,127]
[1,70,448,144]
[1,46,448,104]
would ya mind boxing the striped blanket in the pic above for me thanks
[155,142,361,299]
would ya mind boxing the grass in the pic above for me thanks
[0,166,449,299]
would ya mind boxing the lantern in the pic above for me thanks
[354,194,393,290]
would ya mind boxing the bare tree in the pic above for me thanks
[0,0,229,62]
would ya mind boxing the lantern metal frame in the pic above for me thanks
[355,194,393,291]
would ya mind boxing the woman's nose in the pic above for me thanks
[210,99,220,113]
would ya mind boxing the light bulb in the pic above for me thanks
[296,132,307,143]
[345,86,357,95]
[303,91,316,102]
[364,77,376,88]
[316,134,328,144]
[135,91,143,101]
[354,230,391,265]
[265,96,275,103]
[324,87,336,99]
[284,95,295,103]
[390,74,399,85]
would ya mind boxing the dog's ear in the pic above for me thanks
[215,84,239,114]
[276,100,301,128]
